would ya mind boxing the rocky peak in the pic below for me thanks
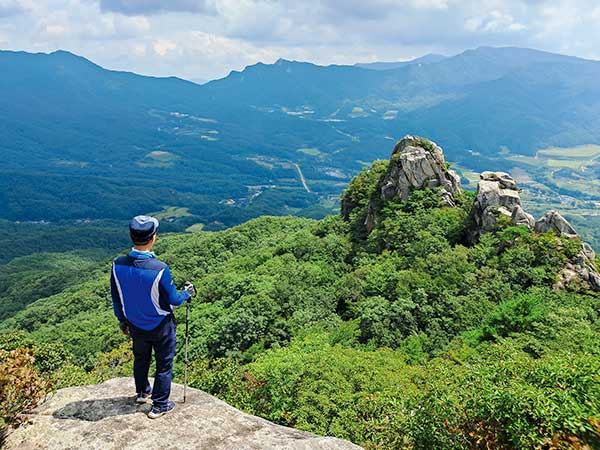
[380,135,461,205]
[4,378,363,450]
[363,135,461,231]
[468,171,533,243]
[534,210,578,238]
[340,135,600,292]
[555,242,600,291]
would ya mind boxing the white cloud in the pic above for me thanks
[152,39,176,56]
[81,14,150,39]
[465,10,526,33]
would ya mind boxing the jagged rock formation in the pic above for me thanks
[511,205,535,228]
[534,210,578,238]
[341,135,600,292]
[468,171,533,243]
[365,135,461,230]
[536,214,600,291]
[467,174,600,290]
[380,135,461,204]
[4,378,363,450]
[555,242,600,291]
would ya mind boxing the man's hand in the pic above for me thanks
[119,322,129,336]
[183,281,196,301]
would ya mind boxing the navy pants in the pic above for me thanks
[130,316,176,408]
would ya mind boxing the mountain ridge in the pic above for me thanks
[2,45,600,242]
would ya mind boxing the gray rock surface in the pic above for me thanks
[526,211,600,291]
[380,135,461,203]
[511,205,535,229]
[4,378,364,450]
[534,210,578,238]
[365,135,461,231]
[468,171,531,242]
[555,242,600,291]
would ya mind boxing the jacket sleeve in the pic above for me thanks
[110,263,127,323]
[159,266,190,307]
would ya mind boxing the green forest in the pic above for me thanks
[2,144,600,449]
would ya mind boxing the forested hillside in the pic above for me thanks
[1,137,599,449]
[2,47,600,237]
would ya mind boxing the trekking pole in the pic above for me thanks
[184,299,190,403]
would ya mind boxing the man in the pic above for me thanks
[110,215,195,419]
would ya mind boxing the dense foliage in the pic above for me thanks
[1,155,599,448]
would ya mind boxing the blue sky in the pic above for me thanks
[1,0,599,82]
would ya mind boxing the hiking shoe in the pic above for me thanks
[147,400,176,419]
[135,392,152,404]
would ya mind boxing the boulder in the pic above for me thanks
[479,171,517,190]
[468,171,531,242]
[511,205,535,229]
[534,210,578,238]
[4,378,363,450]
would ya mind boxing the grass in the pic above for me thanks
[537,144,600,159]
[506,155,539,166]
[185,223,205,233]
[507,154,593,171]
[297,148,323,157]
[137,150,179,168]
[546,159,584,170]
[148,206,191,221]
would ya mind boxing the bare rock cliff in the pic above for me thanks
[364,135,461,230]
[379,135,461,203]
[468,171,534,243]
[4,378,363,450]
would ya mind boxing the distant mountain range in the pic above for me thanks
[354,53,447,70]
[1,46,600,227]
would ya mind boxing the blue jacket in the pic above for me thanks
[110,249,190,331]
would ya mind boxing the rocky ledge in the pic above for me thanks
[4,378,363,450]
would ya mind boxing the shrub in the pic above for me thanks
[0,348,48,430]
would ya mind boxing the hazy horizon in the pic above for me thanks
[3,44,597,85]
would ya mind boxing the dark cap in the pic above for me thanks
[129,215,159,243]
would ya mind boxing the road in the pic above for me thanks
[294,163,311,193]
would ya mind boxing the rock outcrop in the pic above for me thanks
[4,378,363,450]
[340,134,600,292]
[534,210,578,238]
[380,135,461,204]
[365,135,461,230]
[555,242,600,291]
[467,175,600,290]
[468,171,533,243]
